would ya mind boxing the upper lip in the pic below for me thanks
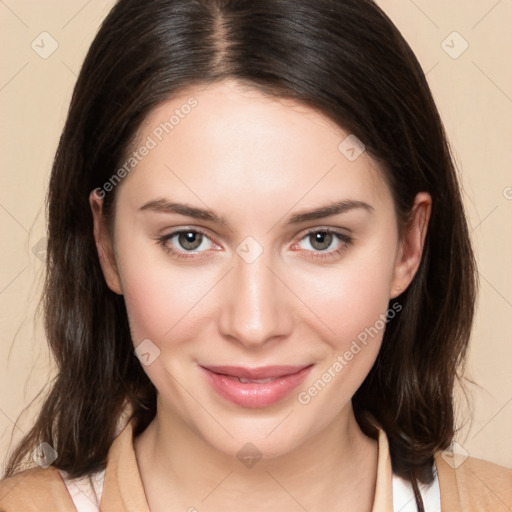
[201,364,312,380]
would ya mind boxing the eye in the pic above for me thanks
[174,231,207,251]
[155,228,218,260]
[155,227,353,262]
[293,228,353,260]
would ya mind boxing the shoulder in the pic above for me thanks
[0,466,75,512]
[435,452,512,511]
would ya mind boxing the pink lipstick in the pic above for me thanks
[200,364,313,408]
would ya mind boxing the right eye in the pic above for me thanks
[155,228,220,260]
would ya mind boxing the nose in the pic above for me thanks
[218,248,293,349]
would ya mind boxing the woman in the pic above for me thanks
[1,0,510,511]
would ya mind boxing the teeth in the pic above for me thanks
[237,377,277,383]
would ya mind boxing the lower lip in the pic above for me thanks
[200,365,313,408]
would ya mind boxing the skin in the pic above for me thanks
[90,79,431,512]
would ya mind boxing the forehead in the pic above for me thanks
[116,80,390,216]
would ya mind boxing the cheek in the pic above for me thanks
[120,265,217,346]
[289,237,398,348]
[113,229,216,345]
[293,249,397,411]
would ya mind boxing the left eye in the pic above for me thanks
[295,229,352,253]
[302,231,336,251]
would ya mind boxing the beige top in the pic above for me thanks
[0,417,510,511]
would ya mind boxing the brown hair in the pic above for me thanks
[4,0,477,509]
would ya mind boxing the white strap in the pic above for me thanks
[59,468,105,512]
[392,468,441,512]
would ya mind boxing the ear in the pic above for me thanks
[89,190,124,295]
[389,192,432,299]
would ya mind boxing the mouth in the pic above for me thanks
[199,364,314,408]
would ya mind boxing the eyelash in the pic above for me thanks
[154,227,353,261]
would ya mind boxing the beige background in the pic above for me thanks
[1,0,511,472]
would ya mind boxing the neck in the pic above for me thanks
[134,399,379,512]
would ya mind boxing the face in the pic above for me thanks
[90,79,430,459]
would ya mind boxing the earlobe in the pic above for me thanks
[89,191,124,295]
[389,192,432,299]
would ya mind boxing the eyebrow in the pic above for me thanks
[139,198,373,227]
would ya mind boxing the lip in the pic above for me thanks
[200,364,314,408]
